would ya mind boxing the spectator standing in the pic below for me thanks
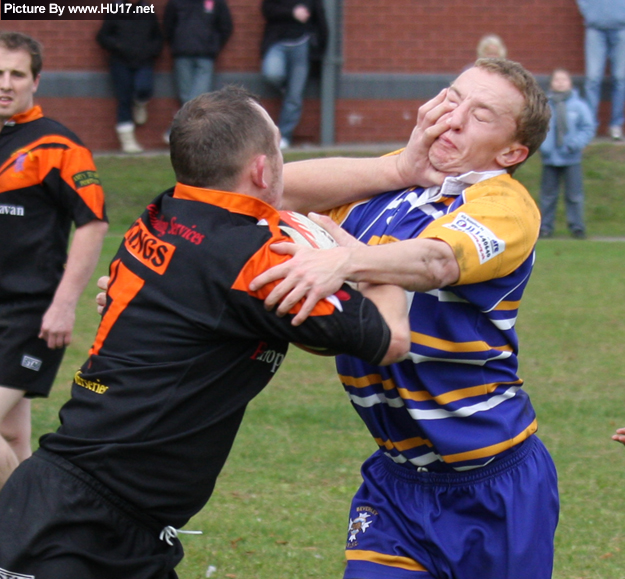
[96,0,163,154]
[539,68,594,239]
[576,0,625,139]
[0,32,108,490]
[163,0,233,107]
[260,0,328,149]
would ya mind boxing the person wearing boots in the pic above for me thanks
[97,0,163,154]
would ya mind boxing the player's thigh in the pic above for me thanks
[0,386,26,424]
[0,391,31,460]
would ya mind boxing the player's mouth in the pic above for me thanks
[433,132,457,152]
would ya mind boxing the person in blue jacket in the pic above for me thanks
[539,68,594,239]
[575,0,625,139]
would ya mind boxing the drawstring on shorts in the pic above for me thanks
[159,525,203,546]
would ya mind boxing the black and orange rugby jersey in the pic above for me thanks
[0,106,107,303]
[42,184,390,527]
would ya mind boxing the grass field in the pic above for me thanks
[30,143,625,578]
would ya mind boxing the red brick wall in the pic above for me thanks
[1,0,589,151]
[343,0,584,74]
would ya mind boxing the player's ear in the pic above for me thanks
[250,154,268,189]
[496,142,528,168]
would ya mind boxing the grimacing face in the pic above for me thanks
[428,66,528,175]
[0,46,39,123]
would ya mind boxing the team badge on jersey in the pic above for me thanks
[443,212,506,264]
[347,507,376,545]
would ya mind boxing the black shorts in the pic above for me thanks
[0,299,65,397]
[0,449,184,579]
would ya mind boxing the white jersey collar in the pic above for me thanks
[437,169,507,198]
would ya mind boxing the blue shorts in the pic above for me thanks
[344,435,559,579]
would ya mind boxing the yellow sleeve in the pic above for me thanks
[418,174,540,285]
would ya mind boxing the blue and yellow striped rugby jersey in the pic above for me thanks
[329,171,542,472]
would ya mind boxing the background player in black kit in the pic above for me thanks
[0,32,108,491]
[0,86,410,579]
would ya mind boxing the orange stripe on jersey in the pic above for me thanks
[123,219,176,275]
[0,133,105,220]
[173,183,278,222]
[345,550,428,572]
[90,259,144,356]
[411,331,513,353]
[443,418,538,463]
[231,238,336,318]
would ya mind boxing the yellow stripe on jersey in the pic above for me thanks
[340,372,401,392]
[494,299,521,311]
[340,372,523,406]
[443,419,538,463]
[419,380,523,406]
[368,234,399,245]
[411,331,513,353]
[345,549,429,572]
[375,436,434,452]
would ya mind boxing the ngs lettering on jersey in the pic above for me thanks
[123,218,176,275]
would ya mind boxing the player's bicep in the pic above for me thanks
[418,190,539,285]
[228,281,390,365]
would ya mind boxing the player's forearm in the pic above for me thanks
[282,155,407,214]
[50,220,108,309]
[344,238,460,293]
[358,282,410,365]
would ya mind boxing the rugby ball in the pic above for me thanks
[278,210,338,249]
[276,211,345,357]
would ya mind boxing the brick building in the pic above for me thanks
[1,0,591,151]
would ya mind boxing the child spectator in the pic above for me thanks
[539,68,594,239]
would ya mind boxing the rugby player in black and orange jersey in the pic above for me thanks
[0,86,410,578]
[0,32,108,490]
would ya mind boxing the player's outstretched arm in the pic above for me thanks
[612,428,625,446]
[250,213,460,324]
[282,89,456,214]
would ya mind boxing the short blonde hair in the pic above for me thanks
[474,58,550,172]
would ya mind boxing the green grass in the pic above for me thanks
[31,143,625,579]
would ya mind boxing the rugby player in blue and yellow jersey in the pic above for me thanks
[0,86,410,578]
[252,58,559,579]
